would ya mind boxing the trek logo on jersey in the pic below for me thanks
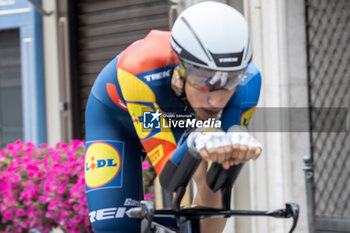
[89,207,126,223]
[144,69,171,82]
[85,141,124,191]
[143,110,161,129]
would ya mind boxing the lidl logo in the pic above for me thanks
[240,106,257,127]
[85,157,117,172]
[143,110,161,129]
[85,141,124,190]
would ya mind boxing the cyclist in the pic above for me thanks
[85,1,262,233]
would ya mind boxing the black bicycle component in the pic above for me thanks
[146,148,300,232]
[126,201,155,233]
[179,217,200,233]
[286,203,299,233]
[206,162,244,209]
[127,201,177,233]
[159,150,202,209]
[152,203,300,233]
[206,162,243,192]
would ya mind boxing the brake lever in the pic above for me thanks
[265,202,299,233]
[126,201,155,233]
[285,203,299,233]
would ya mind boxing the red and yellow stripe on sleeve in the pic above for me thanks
[117,68,176,174]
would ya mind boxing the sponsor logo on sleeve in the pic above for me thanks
[89,207,126,223]
[89,198,140,223]
[85,141,124,191]
[124,198,141,207]
[240,106,257,127]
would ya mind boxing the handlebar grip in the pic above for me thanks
[160,150,202,192]
[206,162,244,192]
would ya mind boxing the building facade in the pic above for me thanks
[0,0,46,147]
[24,0,350,232]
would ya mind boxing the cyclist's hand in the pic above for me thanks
[222,125,262,169]
[187,126,262,170]
[187,128,231,160]
[187,129,236,168]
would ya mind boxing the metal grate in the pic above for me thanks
[305,0,350,225]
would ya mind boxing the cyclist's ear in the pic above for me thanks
[171,65,186,97]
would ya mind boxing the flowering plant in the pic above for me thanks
[0,140,158,233]
[0,140,92,233]
[142,156,156,201]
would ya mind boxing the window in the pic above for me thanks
[0,29,23,148]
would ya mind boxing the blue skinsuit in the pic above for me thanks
[84,30,261,233]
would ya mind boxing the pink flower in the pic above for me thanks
[144,194,151,200]
[45,211,53,218]
[12,174,21,183]
[74,215,82,222]
[0,140,94,232]
[3,211,12,220]
[142,161,152,170]
[10,151,18,157]
[16,209,25,216]
[15,140,22,144]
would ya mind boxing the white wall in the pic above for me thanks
[170,1,311,232]
[233,0,310,232]
[42,0,62,145]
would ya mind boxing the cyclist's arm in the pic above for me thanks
[193,161,227,233]
[192,64,262,233]
[117,67,179,175]
[221,63,261,131]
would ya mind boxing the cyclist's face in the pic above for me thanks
[185,80,235,120]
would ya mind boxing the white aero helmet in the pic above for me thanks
[171,1,252,71]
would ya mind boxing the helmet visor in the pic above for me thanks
[183,63,246,91]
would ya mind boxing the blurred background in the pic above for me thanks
[0,0,348,232]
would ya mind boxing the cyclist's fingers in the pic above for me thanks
[200,148,209,161]
[229,158,236,166]
[253,147,262,160]
[224,145,233,154]
[222,160,230,170]
[222,146,232,162]
[216,147,226,163]
[231,144,241,159]
[235,145,248,163]
[207,148,219,162]
[244,147,257,161]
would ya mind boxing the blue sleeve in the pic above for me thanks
[221,63,262,131]
[170,138,189,165]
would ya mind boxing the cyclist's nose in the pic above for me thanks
[207,92,225,107]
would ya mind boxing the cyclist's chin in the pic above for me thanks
[195,108,221,120]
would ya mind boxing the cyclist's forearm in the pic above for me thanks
[192,161,227,233]
[193,181,227,233]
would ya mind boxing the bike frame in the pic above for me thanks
[128,151,300,233]
[128,198,299,233]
